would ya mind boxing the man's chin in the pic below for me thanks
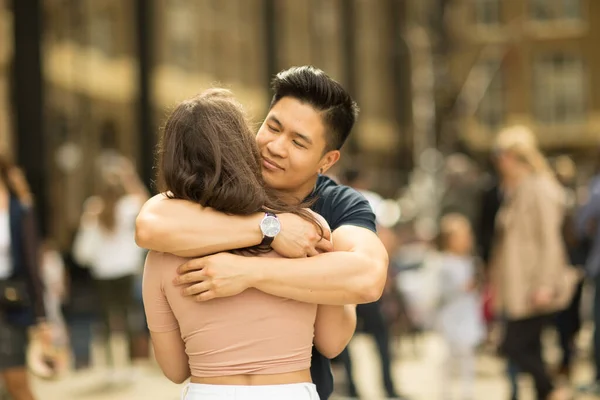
[261,173,287,191]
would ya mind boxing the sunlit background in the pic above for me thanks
[2,1,600,399]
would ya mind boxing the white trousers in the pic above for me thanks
[182,383,320,400]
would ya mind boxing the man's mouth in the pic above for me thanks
[262,157,284,171]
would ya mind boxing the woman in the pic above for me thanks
[0,156,49,400]
[490,126,577,400]
[143,89,352,400]
[73,157,149,381]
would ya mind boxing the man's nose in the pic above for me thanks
[266,136,287,158]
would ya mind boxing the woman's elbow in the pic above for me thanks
[315,340,349,360]
[166,371,190,384]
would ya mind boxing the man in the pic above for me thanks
[135,66,390,399]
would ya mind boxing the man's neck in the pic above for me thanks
[279,176,319,205]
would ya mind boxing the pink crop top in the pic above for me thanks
[142,251,317,378]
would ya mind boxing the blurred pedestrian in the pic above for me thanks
[575,152,600,395]
[490,126,578,400]
[551,156,586,380]
[73,157,149,383]
[0,155,51,400]
[337,169,404,400]
[436,213,484,400]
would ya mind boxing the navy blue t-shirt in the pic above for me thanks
[306,175,377,400]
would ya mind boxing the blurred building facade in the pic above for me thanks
[4,0,600,245]
[3,0,418,246]
[446,0,600,160]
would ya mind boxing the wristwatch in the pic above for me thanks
[259,212,281,247]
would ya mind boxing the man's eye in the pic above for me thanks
[268,125,279,132]
[292,140,306,148]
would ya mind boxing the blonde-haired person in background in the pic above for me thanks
[490,126,578,400]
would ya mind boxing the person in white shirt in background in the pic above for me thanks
[436,213,484,400]
[73,157,149,384]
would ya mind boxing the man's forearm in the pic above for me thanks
[135,196,263,257]
[247,252,386,305]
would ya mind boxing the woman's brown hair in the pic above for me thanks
[156,89,322,251]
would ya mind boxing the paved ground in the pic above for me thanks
[27,328,600,400]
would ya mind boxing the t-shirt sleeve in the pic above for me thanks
[327,186,377,233]
[142,251,179,333]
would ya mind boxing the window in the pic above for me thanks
[474,0,501,26]
[89,7,116,57]
[476,59,504,130]
[165,0,197,70]
[533,54,585,124]
[530,0,581,21]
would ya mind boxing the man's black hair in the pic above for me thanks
[270,66,359,151]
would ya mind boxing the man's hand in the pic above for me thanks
[173,253,254,301]
[272,211,333,258]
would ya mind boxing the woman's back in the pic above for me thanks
[143,251,317,378]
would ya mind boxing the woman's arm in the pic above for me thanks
[313,305,357,359]
[143,251,190,383]
[150,329,190,384]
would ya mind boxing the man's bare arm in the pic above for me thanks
[178,225,388,305]
[135,194,263,257]
[249,226,387,304]
[136,194,332,258]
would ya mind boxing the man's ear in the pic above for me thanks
[319,150,341,174]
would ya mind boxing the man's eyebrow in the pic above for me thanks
[293,132,313,145]
[267,116,283,127]
[267,115,312,145]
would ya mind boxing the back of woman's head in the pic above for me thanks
[157,89,270,215]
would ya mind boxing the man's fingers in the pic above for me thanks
[195,291,216,302]
[177,258,205,274]
[173,270,207,286]
[315,238,334,253]
[182,281,212,297]
[320,227,332,241]
[306,246,319,257]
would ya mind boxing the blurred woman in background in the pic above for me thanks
[0,155,49,400]
[73,157,149,382]
[491,126,578,400]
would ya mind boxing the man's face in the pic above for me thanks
[256,97,339,193]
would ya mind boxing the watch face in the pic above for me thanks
[261,215,281,237]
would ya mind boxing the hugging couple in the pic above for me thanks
[138,66,400,400]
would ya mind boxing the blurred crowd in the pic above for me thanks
[0,153,150,400]
[1,123,600,400]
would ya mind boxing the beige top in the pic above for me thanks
[142,251,317,377]
[491,174,578,319]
